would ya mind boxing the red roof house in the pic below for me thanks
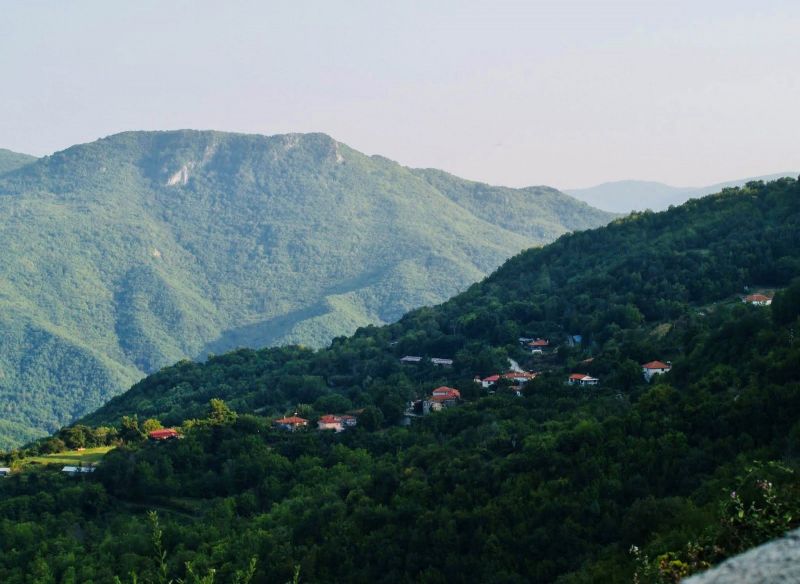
[642,360,672,380]
[744,294,772,306]
[568,373,599,386]
[274,415,309,431]
[148,428,180,441]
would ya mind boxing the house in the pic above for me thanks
[476,374,500,388]
[317,414,358,432]
[400,355,422,364]
[568,373,599,386]
[0,467,10,477]
[423,386,461,413]
[431,358,454,367]
[274,415,309,431]
[148,428,180,441]
[642,360,672,381]
[527,338,550,354]
[431,386,461,400]
[744,294,772,306]
[502,371,537,383]
[62,466,96,476]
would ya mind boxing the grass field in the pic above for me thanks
[20,446,114,467]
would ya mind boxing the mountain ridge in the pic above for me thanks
[0,129,613,447]
[566,172,798,212]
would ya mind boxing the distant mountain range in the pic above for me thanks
[0,130,613,447]
[566,172,798,213]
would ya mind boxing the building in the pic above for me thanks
[476,374,500,388]
[0,467,10,477]
[642,360,672,381]
[502,371,537,383]
[423,386,462,413]
[317,414,358,432]
[148,428,180,441]
[744,294,772,306]
[400,355,422,364]
[527,338,550,353]
[62,466,96,476]
[274,415,309,431]
[430,358,454,367]
[568,373,599,387]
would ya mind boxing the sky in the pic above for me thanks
[1,0,798,189]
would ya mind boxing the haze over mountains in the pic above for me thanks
[0,130,613,447]
[566,172,798,213]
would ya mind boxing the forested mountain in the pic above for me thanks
[0,130,612,447]
[0,179,794,582]
[0,148,36,174]
[566,172,797,213]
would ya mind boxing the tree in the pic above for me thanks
[207,399,237,426]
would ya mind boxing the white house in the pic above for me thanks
[568,373,599,387]
[430,358,454,367]
[0,467,11,477]
[62,466,96,476]
[642,360,672,381]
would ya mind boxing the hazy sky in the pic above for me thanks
[1,0,798,188]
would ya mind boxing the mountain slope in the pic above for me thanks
[0,130,612,446]
[83,176,800,427]
[4,178,798,583]
[566,172,798,212]
[0,148,36,174]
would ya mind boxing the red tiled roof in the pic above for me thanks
[569,373,588,380]
[482,375,501,382]
[275,416,308,425]
[430,387,461,400]
[148,428,179,440]
[502,372,536,380]
[528,339,549,347]
[745,294,771,302]
[642,360,670,370]
[319,415,340,424]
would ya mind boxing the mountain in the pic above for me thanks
[0,130,613,447]
[0,148,36,174]
[83,176,800,427]
[566,172,798,212]
[3,177,799,583]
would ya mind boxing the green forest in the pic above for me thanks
[1,178,799,582]
[0,130,612,448]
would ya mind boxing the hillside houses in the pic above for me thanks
[642,360,672,381]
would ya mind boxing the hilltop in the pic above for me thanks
[0,130,612,446]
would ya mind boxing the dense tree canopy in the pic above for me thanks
[1,178,799,583]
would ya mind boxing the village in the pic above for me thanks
[259,335,675,434]
[1,287,776,480]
